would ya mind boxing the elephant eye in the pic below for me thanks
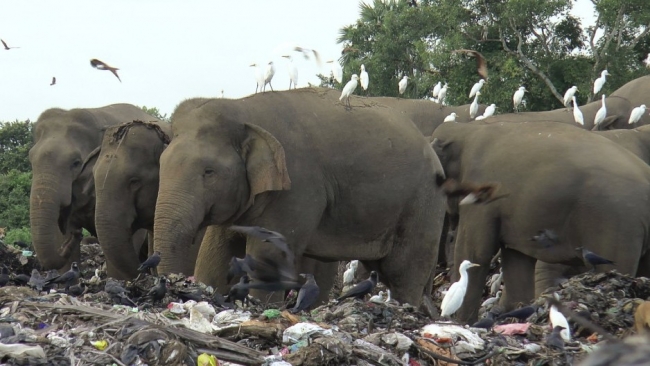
[204,168,215,177]
[71,160,82,169]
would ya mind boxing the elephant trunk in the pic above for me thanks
[95,213,142,280]
[153,186,203,275]
[29,172,69,270]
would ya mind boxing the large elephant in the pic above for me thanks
[431,120,650,323]
[92,120,204,279]
[153,89,447,306]
[29,104,161,272]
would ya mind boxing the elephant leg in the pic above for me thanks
[636,248,650,278]
[194,226,246,293]
[296,257,337,307]
[499,248,536,311]
[534,261,585,297]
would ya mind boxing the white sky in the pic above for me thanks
[0,0,596,121]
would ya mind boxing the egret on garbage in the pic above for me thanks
[385,289,399,306]
[628,104,647,124]
[360,64,369,94]
[438,83,448,105]
[281,55,298,89]
[443,113,457,123]
[489,268,502,296]
[469,79,485,99]
[369,291,385,303]
[513,86,526,113]
[326,60,343,84]
[340,74,359,109]
[483,103,497,118]
[249,63,264,94]
[398,76,409,95]
[563,86,578,108]
[470,91,481,119]
[593,70,610,95]
[440,260,480,317]
[481,290,501,308]
[432,81,442,98]
[594,94,607,127]
[572,96,584,125]
[262,61,275,92]
[549,293,571,341]
[343,260,358,287]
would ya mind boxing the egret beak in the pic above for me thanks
[469,263,480,268]
[299,273,307,278]
[282,55,290,58]
[459,193,478,205]
[574,247,583,251]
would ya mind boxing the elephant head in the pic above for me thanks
[153,100,291,274]
[93,120,172,279]
[29,104,160,272]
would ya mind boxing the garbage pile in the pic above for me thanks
[0,243,648,366]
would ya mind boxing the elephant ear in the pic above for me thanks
[79,146,100,198]
[242,123,291,206]
[431,138,451,157]
[592,115,623,131]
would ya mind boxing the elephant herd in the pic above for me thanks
[27,75,650,323]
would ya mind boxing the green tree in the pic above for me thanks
[0,170,32,230]
[0,120,33,174]
[140,106,170,122]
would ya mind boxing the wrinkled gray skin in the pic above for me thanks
[29,104,159,273]
[92,121,204,279]
[153,89,446,307]
[432,121,650,323]
[535,124,650,295]
[369,96,487,136]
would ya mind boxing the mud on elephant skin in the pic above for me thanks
[431,120,650,323]
[153,89,447,307]
[29,104,162,273]
[91,120,203,280]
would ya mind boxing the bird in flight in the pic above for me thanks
[1,39,20,50]
[50,77,56,86]
[451,49,488,81]
[90,58,122,82]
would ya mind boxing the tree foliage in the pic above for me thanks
[332,0,650,112]
[140,106,170,122]
[0,121,32,175]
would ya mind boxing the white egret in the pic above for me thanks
[249,63,264,94]
[385,289,399,306]
[360,64,369,94]
[281,55,298,89]
[432,81,442,98]
[594,94,607,127]
[645,53,650,68]
[513,86,526,113]
[481,290,501,308]
[369,291,385,303]
[470,91,481,119]
[593,70,610,95]
[549,293,571,341]
[474,115,486,120]
[438,83,448,105]
[443,112,457,123]
[398,76,409,95]
[440,260,480,317]
[262,61,275,92]
[340,74,359,109]
[563,86,578,108]
[343,260,358,286]
[469,79,485,99]
[483,103,497,118]
[293,46,322,67]
[629,104,647,124]
[326,60,343,84]
[489,268,502,295]
[572,96,584,125]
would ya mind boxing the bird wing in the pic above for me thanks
[90,59,106,69]
[440,281,462,314]
[338,279,372,300]
[295,283,320,309]
[452,49,488,80]
[1,40,7,48]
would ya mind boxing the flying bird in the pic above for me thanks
[337,271,378,302]
[575,246,615,270]
[360,64,369,94]
[546,325,566,351]
[497,305,538,321]
[137,251,161,274]
[227,254,256,284]
[513,86,526,113]
[593,69,610,95]
[50,77,56,86]
[443,113,457,123]
[339,74,359,109]
[90,59,121,82]
[326,60,343,84]
[290,273,320,313]
[572,96,584,125]
[529,229,559,247]
[594,94,607,127]
[281,55,298,89]
[435,177,505,205]
[398,76,409,95]
[469,79,486,99]
[562,86,578,108]
[1,39,20,50]
[263,61,275,92]
[44,262,80,292]
[470,91,481,119]
[451,49,488,80]
[432,81,442,98]
[440,260,479,317]
[549,293,571,341]
[628,104,647,124]
[293,46,322,67]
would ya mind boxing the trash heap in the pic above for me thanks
[0,243,649,366]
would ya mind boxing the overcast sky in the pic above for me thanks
[0,0,596,121]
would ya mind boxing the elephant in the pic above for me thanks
[29,104,160,272]
[91,120,204,279]
[431,120,650,323]
[152,88,447,306]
